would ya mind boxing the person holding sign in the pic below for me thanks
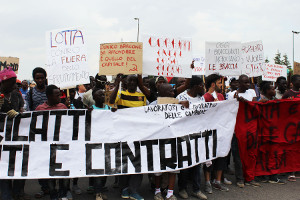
[35,85,68,200]
[109,74,145,200]
[0,67,26,200]
[227,75,259,188]
[203,74,229,193]
[176,76,207,200]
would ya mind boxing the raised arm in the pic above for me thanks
[109,74,122,104]
[137,74,151,99]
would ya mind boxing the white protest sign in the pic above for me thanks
[0,100,238,179]
[142,34,193,78]
[241,40,265,77]
[46,28,90,89]
[205,42,242,76]
[262,63,287,82]
[192,56,205,75]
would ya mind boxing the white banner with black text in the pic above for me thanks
[0,100,239,179]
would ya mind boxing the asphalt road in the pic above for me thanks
[23,173,300,200]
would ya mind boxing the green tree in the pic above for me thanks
[265,57,269,63]
[274,51,281,64]
[281,54,290,67]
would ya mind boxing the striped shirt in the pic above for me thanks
[114,90,146,108]
[25,87,47,111]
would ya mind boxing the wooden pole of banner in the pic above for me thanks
[66,89,70,98]
[251,77,254,84]
[203,75,205,83]
[222,77,225,95]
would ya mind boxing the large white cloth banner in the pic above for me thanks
[205,41,242,76]
[192,56,206,75]
[0,100,239,179]
[241,40,265,77]
[142,34,193,78]
[46,28,90,89]
[262,63,287,82]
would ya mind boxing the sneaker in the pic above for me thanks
[269,178,286,184]
[245,180,261,187]
[96,193,104,200]
[66,191,72,200]
[129,193,144,200]
[223,178,232,185]
[204,183,213,194]
[60,197,68,200]
[178,189,188,199]
[72,185,82,195]
[166,195,177,200]
[236,181,245,188]
[191,191,207,200]
[288,175,296,182]
[154,192,164,200]
[35,191,45,198]
[212,182,229,191]
[121,188,130,199]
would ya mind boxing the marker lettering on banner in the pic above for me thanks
[68,110,85,140]
[86,143,104,175]
[50,110,68,141]
[257,150,287,172]
[104,143,121,174]
[29,111,49,142]
[140,140,159,171]
[50,144,70,176]
[121,141,141,173]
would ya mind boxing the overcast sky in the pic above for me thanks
[1,0,300,80]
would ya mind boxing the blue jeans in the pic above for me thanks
[178,165,202,193]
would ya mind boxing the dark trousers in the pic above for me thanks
[178,165,202,193]
[231,134,244,181]
[94,177,107,193]
[48,179,70,199]
[38,179,49,191]
[119,174,143,194]
[0,179,25,200]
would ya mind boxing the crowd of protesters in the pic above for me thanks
[0,65,299,200]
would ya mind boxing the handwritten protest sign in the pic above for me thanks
[241,40,265,77]
[46,28,90,89]
[192,56,205,75]
[205,42,242,76]
[0,57,19,73]
[262,63,287,82]
[294,61,300,75]
[142,34,193,78]
[99,42,143,75]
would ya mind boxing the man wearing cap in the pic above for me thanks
[0,67,27,200]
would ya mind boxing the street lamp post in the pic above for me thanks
[134,18,139,42]
[292,31,300,69]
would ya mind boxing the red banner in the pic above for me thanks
[235,99,300,182]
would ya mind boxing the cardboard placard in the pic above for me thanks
[46,28,90,89]
[142,34,193,78]
[205,41,242,76]
[241,40,265,77]
[157,97,179,104]
[0,57,19,73]
[294,61,300,75]
[99,42,143,75]
[262,63,287,82]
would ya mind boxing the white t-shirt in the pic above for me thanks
[227,89,256,101]
[176,90,205,105]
